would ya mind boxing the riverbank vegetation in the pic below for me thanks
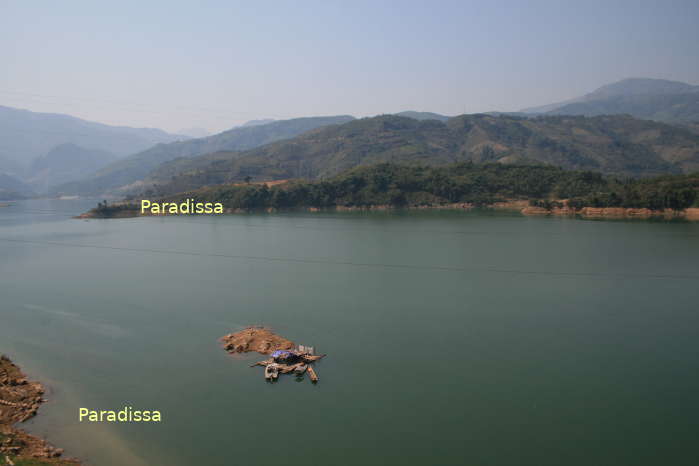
[89,162,699,217]
[162,162,699,211]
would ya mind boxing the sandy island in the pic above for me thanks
[220,327,295,354]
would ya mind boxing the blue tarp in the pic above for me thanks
[271,350,295,358]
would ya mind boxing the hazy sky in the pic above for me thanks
[2,0,698,133]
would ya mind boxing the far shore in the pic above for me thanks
[76,199,699,221]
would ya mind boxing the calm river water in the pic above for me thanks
[1,199,698,465]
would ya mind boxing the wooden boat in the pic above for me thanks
[294,364,307,375]
[307,366,318,383]
[301,354,325,363]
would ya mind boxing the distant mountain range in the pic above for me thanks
[521,78,699,123]
[51,115,355,196]
[0,105,182,175]
[240,119,276,127]
[176,127,211,138]
[3,77,699,201]
[139,113,699,197]
[394,111,451,121]
[0,105,185,197]
[27,143,117,192]
[0,172,33,200]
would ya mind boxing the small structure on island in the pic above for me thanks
[271,350,300,365]
[220,327,325,384]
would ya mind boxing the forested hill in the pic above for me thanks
[144,114,699,197]
[51,115,355,196]
[93,163,697,217]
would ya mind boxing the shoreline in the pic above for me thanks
[76,200,699,221]
[75,201,477,219]
[521,205,699,220]
[0,355,79,465]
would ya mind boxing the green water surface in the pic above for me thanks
[1,200,698,465]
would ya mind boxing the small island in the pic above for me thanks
[220,327,325,383]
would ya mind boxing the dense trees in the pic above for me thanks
[162,162,699,212]
[575,177,698,210]
[92,201,138,216]
[143,114,699,199]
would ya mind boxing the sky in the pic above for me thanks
[1,0,698,134]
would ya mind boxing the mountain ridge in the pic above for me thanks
[521,78,699,123]
[51,115,355,196]
[394,111,451,121]
[28,143,117,192]
[0,105,182,175]
[139,113,699,198]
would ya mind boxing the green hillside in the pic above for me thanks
[92,162,698,217]
[142,114,699,197]
[51,115,354,196]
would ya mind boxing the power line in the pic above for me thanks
[1,237,697,281]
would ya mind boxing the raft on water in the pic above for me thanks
[220,327,325,384]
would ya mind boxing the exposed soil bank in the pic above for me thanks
[78,200,699,221]
[0,355,79,465]
[521,205,699,220]
[77,202,477,219]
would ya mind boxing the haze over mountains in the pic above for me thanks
[521,78,699,123]
[1,77,698,200]
[177,127,211,138]
[0,172,32,200]
[0,105,185,195]
[0,105,182,172]
[28,143,118,192]
[240,119,276,127]
[51,115,354,196]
